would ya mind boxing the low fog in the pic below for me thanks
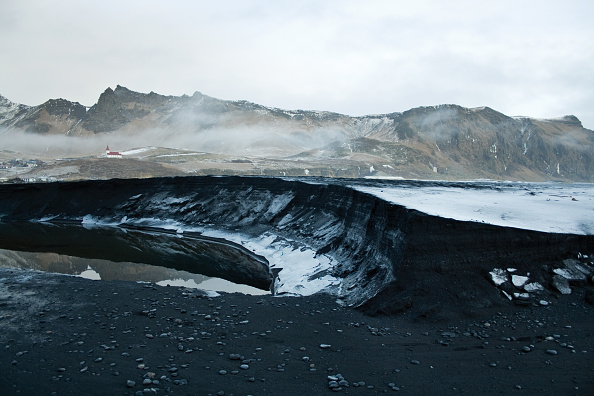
[0,124,349,159]
[412,107,460,141]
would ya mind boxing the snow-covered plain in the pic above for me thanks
[351,182,594,235]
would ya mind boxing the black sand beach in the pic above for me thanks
[1,267,593,396]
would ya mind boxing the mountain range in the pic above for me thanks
[1,85,593,181]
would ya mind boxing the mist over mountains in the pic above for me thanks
[1,85,593,181]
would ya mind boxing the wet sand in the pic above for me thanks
[1,268,593,395]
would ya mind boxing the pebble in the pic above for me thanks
[126,380,136,388]
[327,373,349,390]
[546,349,558,355]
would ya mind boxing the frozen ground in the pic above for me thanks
[1,176,592,308]
[351,181,594,235]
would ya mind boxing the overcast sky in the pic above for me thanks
[1,0,593,128]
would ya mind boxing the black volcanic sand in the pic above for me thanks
[1,268,593,396]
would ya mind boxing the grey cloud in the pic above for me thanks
[0,0,593,130]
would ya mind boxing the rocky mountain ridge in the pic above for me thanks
[1,86,593,181]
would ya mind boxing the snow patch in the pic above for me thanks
[119,147,157,156]
[170,226,342,297]
[35,216,59,223]
[156,153,205,158]
[351,182,594,235]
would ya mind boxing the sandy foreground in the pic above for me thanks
[1,268,593,396]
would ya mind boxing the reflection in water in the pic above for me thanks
[0,222,271,295]
[79,266,101,280]
[0,248,269,295]
[156,277,269,295]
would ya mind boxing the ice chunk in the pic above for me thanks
[511,274,529,287]
[489,268,508,286]
[563,259,592,277]
[552,275,572,295]
[553,267,586,281]
[524,282,544,292]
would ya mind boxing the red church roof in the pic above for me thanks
[106,145,122,156]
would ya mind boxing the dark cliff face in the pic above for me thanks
[0,176,591,315]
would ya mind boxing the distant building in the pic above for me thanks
[105,145,122,158]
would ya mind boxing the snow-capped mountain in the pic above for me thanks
[1,86,593,181]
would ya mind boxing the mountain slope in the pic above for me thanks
[1,86,593,181]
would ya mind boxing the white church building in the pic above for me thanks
[105,145,122,158]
